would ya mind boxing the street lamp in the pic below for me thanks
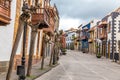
[17,1,30,80]
[17,22,27,80]
[17,0,50,78]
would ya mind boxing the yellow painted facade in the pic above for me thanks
[88,26,96,54]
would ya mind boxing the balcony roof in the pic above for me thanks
[97,22,107,28]
[88,26,95,32]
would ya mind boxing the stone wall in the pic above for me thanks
[0,61,9,74]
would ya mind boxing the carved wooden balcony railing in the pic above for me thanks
[76,36,81,41]
[88,38,93,43]
[81,36,87,40]
[31,8,50,29]
[99,33,107,40]
[0,0,11,24]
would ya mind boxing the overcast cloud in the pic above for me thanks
[51,0,120,30]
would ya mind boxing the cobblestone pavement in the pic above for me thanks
[35,50,120,80]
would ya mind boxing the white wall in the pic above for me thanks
[91,19,99,27]
[34,31,38,55]
[107,14,120,53]
[0,1,17,61]
[114,15,120,53]
[107,16,112,41]
[66,31,76,44]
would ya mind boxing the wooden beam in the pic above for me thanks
[6,16,24,80]
[26,26,37,76]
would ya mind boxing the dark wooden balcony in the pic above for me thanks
[76,37,81,41]
[88,38,93,43]
[31,8,50,29]
[99,34,107,40]
[98,22,107,28]
[0,0,11,25]
[81,36,87,40]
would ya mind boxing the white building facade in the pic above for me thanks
[0,0,17,73]
[107,12,120,59]
[65,28,77,50]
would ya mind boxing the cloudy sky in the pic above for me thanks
[51,0,120,30]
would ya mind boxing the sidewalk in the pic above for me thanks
[0,57,59,80]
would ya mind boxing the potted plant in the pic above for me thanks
[95,44,101,58]
[96,52,101,58]
[95,45,99,48]
[61,48,67,55]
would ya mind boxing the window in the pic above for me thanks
[108,21,111,33]
[100,28,102,34]
[118,21,120,32]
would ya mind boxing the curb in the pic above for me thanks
[32,68,52,80]
[26,63,59,80]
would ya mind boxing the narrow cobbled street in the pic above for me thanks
[35,50,120,80]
